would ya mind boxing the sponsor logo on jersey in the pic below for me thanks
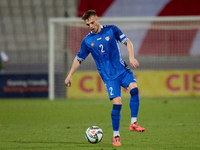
[105,36,110,41]
[91,43,94,47]
[97,37,102,41]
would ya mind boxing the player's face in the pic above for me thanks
[85,15,101,34]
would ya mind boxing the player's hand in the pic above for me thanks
[129,58,139,68]
[65,77,72,87]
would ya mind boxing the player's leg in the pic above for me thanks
[122,70,145,132]
[127,82,145,132]
[112,97,122,137]
[111,97,122,146]
[127,82,139,123]
[105,79,122,146]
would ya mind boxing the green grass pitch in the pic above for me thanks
[0,97,199,150]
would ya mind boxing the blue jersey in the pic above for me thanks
[76,25,129,82]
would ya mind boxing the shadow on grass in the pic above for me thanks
[7,140,110,148]
[9,140,86,144]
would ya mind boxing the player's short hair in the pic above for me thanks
[82,10,97,21]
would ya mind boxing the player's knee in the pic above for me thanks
[112,97,122,105]
[127,82,137,91]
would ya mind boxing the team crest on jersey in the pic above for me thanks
[105,36,110,41]
[91,42,94,47]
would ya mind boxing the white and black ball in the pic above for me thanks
[85,126,103,143]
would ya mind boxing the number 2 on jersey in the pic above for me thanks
[99,44,105,53]
[109,87,114,96]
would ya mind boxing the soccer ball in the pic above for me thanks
[85,126,103,143]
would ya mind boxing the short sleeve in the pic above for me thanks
[76,39,90,61]
[112,25,128,43]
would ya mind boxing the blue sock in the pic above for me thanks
[129,87,140,118]
[111,104,122,131]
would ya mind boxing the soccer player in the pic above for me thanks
[65,10,145,146]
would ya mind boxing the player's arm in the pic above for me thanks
[124,39,139,68]
[65,58,82,87]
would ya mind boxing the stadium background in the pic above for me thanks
[0,0,200,98]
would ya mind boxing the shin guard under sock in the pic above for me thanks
[129,87,140,119]
[111,104,122,131]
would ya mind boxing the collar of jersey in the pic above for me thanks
[90,25,103,35]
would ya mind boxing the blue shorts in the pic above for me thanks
[105,70,136,100]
